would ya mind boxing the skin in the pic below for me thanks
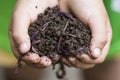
[9,0,58,68]
[59,0,112,68]
[9,0,112,69]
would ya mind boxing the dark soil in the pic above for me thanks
[28,6,91,62]
[17,6,92,79]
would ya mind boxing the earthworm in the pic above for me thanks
[32,46,38,53]
[32,40,41,45]
[57,21,69,53]
[56,63,66,79]
[30,21,51,41]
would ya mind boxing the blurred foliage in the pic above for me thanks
[0,0,16,55]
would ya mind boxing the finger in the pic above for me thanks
[25,61,47,69]
[26,56,52,68]
[80,54,102,64]
[61,57,72,67]
[80,19,112,64]
[22,54,48,68]
[62,56,95,69]
[68,56,95,69]
[8,33,19,58]
[67,0,108,58]
[39,56,52,66]
[22,53,52,66]
[87,1,109,59]
[102,18,112,58]
[22,53,40,63]
[49,0,58,7]
[74,53,83,61]
[88,15,107,59]
[11,10,31,54]
[69,59,95,69]
[58,0,70,12]
[26,63,46,69]
[80,36,111,64]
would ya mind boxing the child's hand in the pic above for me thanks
[9,0,58,68]
[59,0,112,69]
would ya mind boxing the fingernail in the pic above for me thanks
[19,42,27,53]
[93,48,101,58]
[41,58,51,66]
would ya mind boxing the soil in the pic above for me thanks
[28,6,91,62]
[18,5,92,79]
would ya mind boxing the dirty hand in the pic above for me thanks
[9,0,58,68]
[59,0,112,69]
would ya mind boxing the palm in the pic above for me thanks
[58,0,112,68]
[9,0,58,68]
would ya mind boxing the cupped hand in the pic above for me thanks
[9,0,58,68]
[59,0,112,69]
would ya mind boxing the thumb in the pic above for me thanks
[88,17,107,59]
[11,11,31,54]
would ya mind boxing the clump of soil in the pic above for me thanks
[28,6,91,62]
[17,5,92,79]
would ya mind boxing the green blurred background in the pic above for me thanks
[0,0,16,56]
[0,0,17,67]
